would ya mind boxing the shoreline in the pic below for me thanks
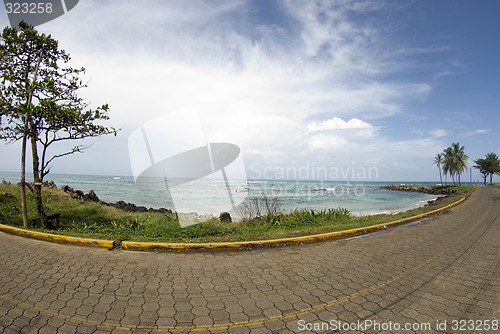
[1,176,452,218]
[0,183,475,250]
[382,183,460,195]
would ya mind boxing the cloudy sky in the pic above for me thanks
[1,0,499,182]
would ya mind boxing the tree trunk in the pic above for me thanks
[29,130,48,228]
[20,133,29,228]
[20,56,42,228]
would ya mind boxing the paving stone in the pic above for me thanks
[1,186,499,333]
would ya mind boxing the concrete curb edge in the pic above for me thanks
[122,188,475,251]
[0,223,114,249]
[0,187,475,251]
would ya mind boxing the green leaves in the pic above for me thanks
[439,142,469,186]
[474,153,500,184]
[1,23,117,171]
[1,23,118,227]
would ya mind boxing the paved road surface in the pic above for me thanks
[1,186,499,333]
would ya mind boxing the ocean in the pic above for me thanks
[0,171,440,217]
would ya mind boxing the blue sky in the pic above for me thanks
[1,0,499,182]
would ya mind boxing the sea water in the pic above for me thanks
[0,171,439,217]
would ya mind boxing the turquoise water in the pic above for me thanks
[0,171,440,217]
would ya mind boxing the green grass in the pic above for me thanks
[0,183,472,244]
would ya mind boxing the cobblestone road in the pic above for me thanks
[1,186,499,333]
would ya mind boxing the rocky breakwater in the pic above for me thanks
[60,185,172,214]
[381,184,459,195]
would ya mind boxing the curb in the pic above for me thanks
[0,223,114,249]
[0,187,475,251]
[122,189,474,251]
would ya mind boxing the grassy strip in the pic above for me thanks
[0,183,472,244]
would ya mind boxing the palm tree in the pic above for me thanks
[442,143,469,186]
[433,153,444,185]
[453,142,469,185]
[442,147,455,185]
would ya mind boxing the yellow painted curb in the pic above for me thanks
[0,223,114,249]
[122,188,475,251]
[0,187,475,251]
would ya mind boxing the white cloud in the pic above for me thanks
[307,134,348,150]
[0,0,460,181]
[395,46,454,56]
[307,117,373,133]
[462,129,491,137]
[428,129,449,138]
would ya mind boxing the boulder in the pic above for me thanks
[157,208,173,214]
[84,190,100,202]
[62,185,73,193]
[220,212,232,223]
[382,184,458,195]
[60,185,173,214]
[1,192,18,202]
[42,180,57,188]
[135,206,148,213]
[112,201,128,210]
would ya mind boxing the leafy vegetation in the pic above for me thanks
[0,23,116,228]
[0,182,472,244]
[474,153,500,185]
[435,143,499,186]
[437,142,469,186]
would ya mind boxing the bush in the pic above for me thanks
[238,193,283,219]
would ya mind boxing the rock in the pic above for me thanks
[60,184,173,214]
[382,184,458,195]
[135,206,148,213]
[84,190,100,202]
[110,201,148,213]
[220,212,232,223]
[1,192,18,202]
[42,180,57,188]
[158,208,173,214]
[112,201,128,210]
[148,207,173,214]
[425,196,446,206]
